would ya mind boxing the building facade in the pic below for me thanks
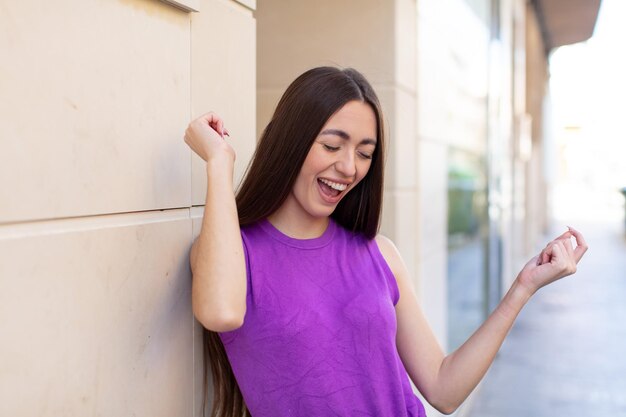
[0,0,598,416]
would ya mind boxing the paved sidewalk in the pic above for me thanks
[466,219,626,416]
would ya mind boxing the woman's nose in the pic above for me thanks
[335,150,356,177]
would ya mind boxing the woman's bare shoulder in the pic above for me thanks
[374,234,403,277]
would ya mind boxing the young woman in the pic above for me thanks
[184,67,587,417]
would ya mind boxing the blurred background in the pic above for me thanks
[467,1,626,415]
[1,0,624,416]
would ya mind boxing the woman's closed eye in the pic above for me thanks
[322,142,374,160]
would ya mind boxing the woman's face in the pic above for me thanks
[283,100,378,222]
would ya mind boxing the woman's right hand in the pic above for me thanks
[184,112,235,164]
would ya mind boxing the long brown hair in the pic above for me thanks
[202,67,386,417]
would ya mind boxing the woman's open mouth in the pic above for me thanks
[317,178,348,203]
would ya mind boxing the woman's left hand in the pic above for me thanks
[516,226,588,295]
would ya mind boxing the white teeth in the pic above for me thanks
[319,178,347,191]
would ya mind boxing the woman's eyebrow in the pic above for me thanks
[320,129,377,145]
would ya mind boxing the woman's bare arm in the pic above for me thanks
[376,228,587,414]
[185,112,247,332]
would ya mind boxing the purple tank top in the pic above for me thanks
[218,218,426,417]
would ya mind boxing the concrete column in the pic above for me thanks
[525,2,550,241]
[256,0,420,288]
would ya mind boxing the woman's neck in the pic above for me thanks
[267,208,330,239]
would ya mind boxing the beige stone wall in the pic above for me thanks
[0,0,255,415]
